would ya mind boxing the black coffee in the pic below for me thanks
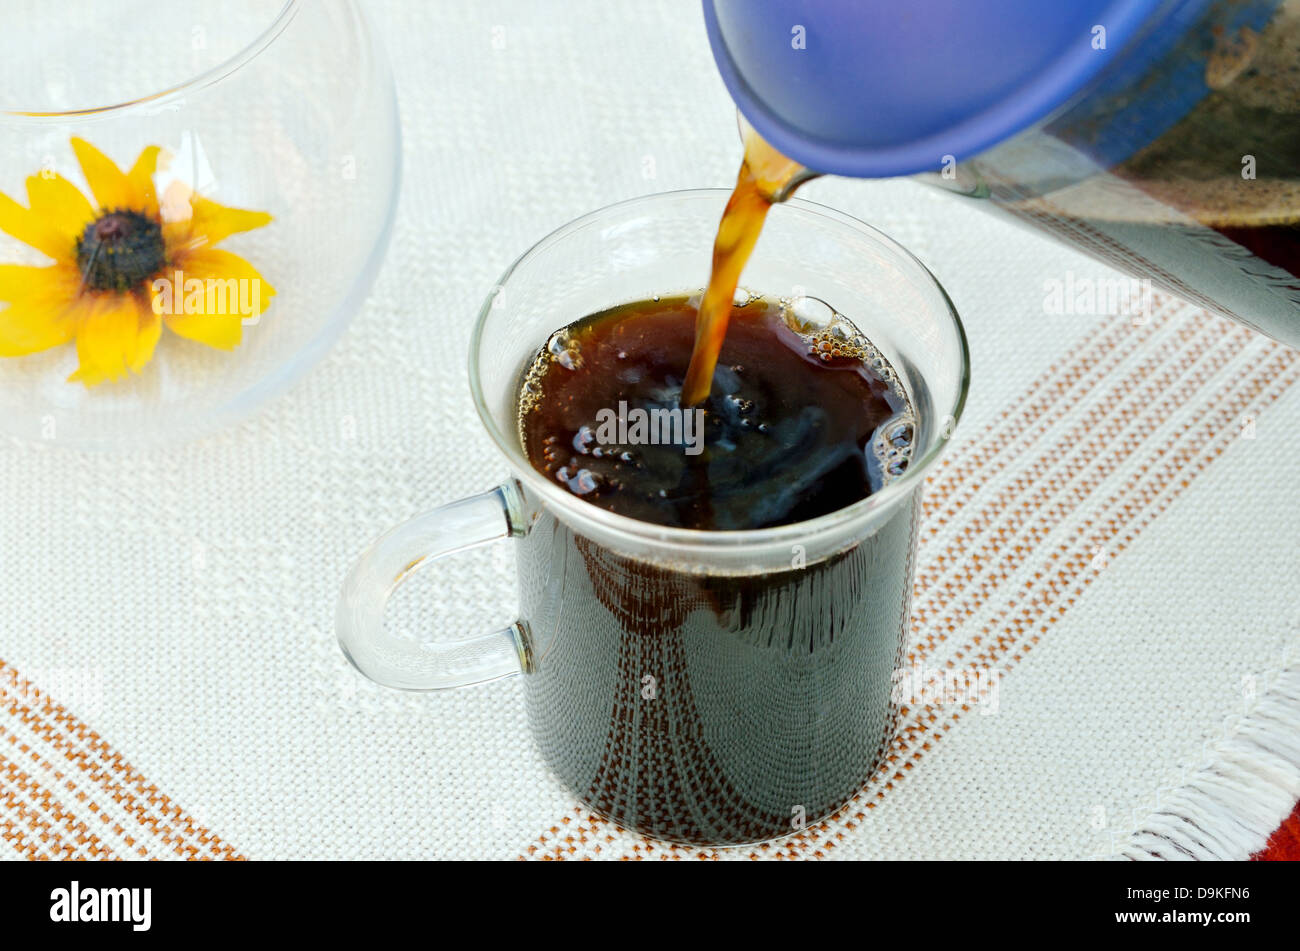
[512,294,919,844]
[518,294,913,530]
[515,502,916,845]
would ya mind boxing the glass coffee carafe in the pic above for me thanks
[705,0,1300,344]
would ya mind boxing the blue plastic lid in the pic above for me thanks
[703,0,1185,177]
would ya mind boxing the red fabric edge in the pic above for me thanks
[1252,799,1300,861]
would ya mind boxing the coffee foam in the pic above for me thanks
[778,293,916,483]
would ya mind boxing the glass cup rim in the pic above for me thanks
[469,187,971,556]
[3,0,299,118]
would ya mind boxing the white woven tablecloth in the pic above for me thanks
[1,0,1297,861]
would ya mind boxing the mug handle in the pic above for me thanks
[336,482,532,690]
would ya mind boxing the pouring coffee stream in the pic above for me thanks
[680,122,816,407]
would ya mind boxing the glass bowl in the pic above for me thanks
[0,0,400,448]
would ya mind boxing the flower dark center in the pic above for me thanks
[75,210,166,292]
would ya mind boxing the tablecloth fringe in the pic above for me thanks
[1117,661,1300,860]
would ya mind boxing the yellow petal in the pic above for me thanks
[126,145,165,219]
[71,137,132,212]
[68,292,151,386]
[0,262,78,301]
[163,186,273,255]
[0,189,75,261]
[25,173,95,240]
[161,248,275,350]
[0,264,81,356]
[129,304,162,373]
[0,297,77,356]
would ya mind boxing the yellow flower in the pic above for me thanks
[0,137,275,386]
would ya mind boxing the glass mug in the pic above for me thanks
[337,190,969,846]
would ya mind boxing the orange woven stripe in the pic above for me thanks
[1,812,54,861]
[522,313,1296,859]
[0,720,150,859]
[0,725,123,860]
[1,798,65,860]
[910,322,1249,659]
[0,751,119,860]
[2,810,61,862]
[0,660,244,860]
[921,295,1172,515]
[919,312,1212,554]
